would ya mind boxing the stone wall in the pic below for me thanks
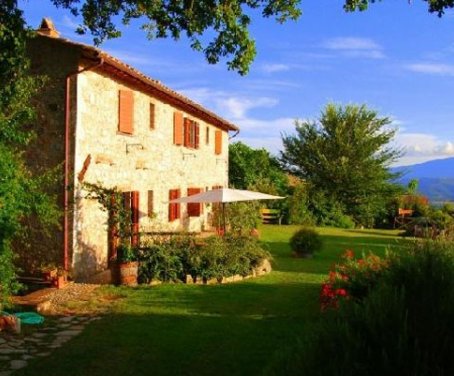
[72,68,230,281]
[18,36,80,274]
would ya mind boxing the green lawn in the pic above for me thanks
[17,226,408,376]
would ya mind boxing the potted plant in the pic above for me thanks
[53,268,68,289]
[117,244,139,286]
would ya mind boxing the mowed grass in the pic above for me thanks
[17,226,409,376]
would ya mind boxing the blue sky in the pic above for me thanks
[20,0,454,166]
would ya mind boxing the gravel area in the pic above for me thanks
[36,283,102,315]
[46,283,99,307]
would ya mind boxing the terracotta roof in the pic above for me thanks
[36,31,239,132]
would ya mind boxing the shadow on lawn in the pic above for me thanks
[266,234,409,274]
[16,282,321,376]
[345,229,406,238]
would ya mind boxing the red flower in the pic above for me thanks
[335,288,347,296]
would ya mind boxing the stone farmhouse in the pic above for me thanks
[24,19,239,282]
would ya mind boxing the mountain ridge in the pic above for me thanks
[392,157,454,201]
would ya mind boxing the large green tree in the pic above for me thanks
[0,0,60,303]
[280,104,402,226]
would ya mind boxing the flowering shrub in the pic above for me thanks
[320,249,388,311]
[277,241,454,376]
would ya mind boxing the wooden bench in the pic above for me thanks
[260,209,282,225]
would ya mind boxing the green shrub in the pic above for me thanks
[287,182,315,225]
[333,214,355,229]
[289,228,323,256]
[138,234,270,283]
[325,250,388,305]
[138,234,194,283]
[272,241,454,376]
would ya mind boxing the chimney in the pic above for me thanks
[37,18,60,38]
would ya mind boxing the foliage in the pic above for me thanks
[137,233,270,283]
[406,179,419,195]
[306,188,356,228]
[138,245,183,283]
[289,227,323,256]
[403,203,454,238]
[344,0,454,16]
[285,240,454,376]
[82,182,132,244]
[286,182,314,225]
[226,201,261,236]
[117,244,138,263]
[50,0,301,75]
[0,1,60,304]
[320,250,388,310]
[229,142,288,194]
[281,103,402,227]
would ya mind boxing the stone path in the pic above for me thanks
[0,315,101,375]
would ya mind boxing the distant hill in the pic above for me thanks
[392,157,454,202]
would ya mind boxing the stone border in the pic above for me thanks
[185,259,272,285]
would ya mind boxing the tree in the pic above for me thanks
[344,0,454,16]
[0,0,60,303]
[51,0,301,75]
[280,104,402,226]
[229,141,288,194]
[406,179,419,195]
[7,1,452,75]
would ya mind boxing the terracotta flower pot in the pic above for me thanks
[118,261,139,286]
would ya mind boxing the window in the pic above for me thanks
[168,189,181,221]
[184,118,200,149]
[187,188,202,217]
[174,112,183,145]
[147,190,154,217]
[118,90,134,134]
[206,126,210,145]
[149,103,155,130]
[214,130,222,155]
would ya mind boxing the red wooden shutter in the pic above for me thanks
[149,103,155,129]
[119,90,134,134]
[176,189,181,218]
[147,190,154,216]
[215,130,222,155]
[174,112,183,145]
[195,123,200,149]
[184,118,191,147]
[187,188,202,217]
[168,189,181,221]
[131,191,140,247]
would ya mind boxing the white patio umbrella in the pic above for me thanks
[169,188,285,233]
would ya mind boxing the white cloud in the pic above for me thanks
[217,97,278,119]
[179,87,279,120]
[323,37,385,59]
[394,132,454,166]
[405,63,454,76]
[59,15,79,31]
[261,63,290,73]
